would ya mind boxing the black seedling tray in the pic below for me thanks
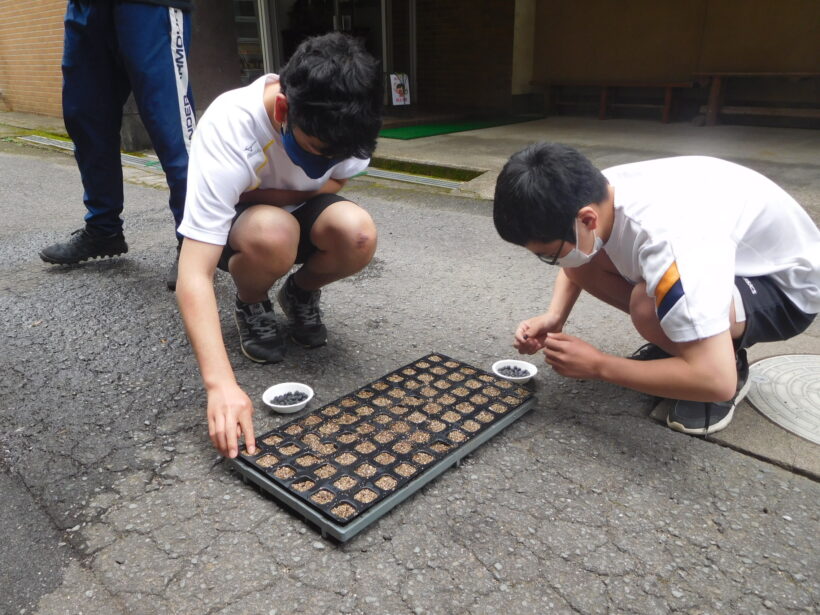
[231,353,535,541]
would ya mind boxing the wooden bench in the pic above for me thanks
[694,72,820,125]
[532,80,695,123]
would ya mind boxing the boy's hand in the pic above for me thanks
[514,313,563,354]
[543,332,604,380]
[207,382,256,458]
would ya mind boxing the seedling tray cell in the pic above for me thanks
[230,353,535,541]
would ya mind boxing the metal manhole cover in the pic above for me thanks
[230,353,535,541]
[747,354,820,446]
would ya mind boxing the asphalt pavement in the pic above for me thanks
[1,114,818,615]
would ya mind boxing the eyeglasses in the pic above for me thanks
[537,239,565,266]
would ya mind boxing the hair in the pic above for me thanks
[493,142,609,246]
[280,32,383,159]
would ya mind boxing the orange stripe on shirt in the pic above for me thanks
[655,262,680,308]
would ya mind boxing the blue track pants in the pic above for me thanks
[62,0,195,237]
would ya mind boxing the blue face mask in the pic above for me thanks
[282,122,339,179]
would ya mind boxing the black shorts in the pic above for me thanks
[734,275,816,349]
[217,193,351,272]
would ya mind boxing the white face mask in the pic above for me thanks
[556,218,603,268]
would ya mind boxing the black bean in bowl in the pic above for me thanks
[497,366,531,378]
[272,391,309,405]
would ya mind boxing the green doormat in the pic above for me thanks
[379,116,543,140]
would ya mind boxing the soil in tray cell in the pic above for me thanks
[255,454,279,468]
[374,414,392,425]
[322,405,341,417]
[392,440,413,455]
[403,380,421,390]
[355,441,377,454]
[372,381,389,391]
[319,422,340,436]
[292,478,315,492]
[273,466,296,480]
[391,420,410,433]
[340,397,358,408]
[373,430,396,444]
[441,410,461,423]
[374,452,396,465]
[388,388,406,399]
[295,454,321,467]
[374,475,398,491]
[462,420,481,433]
[404,396,424,407]
[447,371,465,382]
[333,475,358,491]
[490,402,510,414]
[335,452,358,466]
[464,379,482,390]
[417,373,434,383]
[356,389,375,399]
[390,405,409,416]
[452,386,470,397]
[356,405,375,417]
[470,394,489,405]
[278,444,301,456]
[454,402,474,414]
[430,441,451,453]
[331,503,357,519]
[356,423,376,435]
[433,379,451,390]
[447,430,468,443]
[303,415,322,427]
[423,402,442,414]
[355,463,377,478]
[476,410,494,423]
[412,451,435,465]
[311,489,335,505]
[372,397,391,407]
[263,434,284,446]
[394,462,417,478]
[354,488,378,503]
[420,386,438,397]
[283,424,302,436]
[314,464,338,479]
[439,393,456,405]
[427,420,446,432]
[337,433,358,444]
[482,386,501,397]
[409,430,430,444]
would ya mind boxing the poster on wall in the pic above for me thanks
[390,73,411,106]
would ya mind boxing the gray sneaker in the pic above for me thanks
[667,349,750,435]
[234,297,286,363]
[277,275,327,348]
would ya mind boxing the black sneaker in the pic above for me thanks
[40,228,128,264]
[276,274,327,348]
[166,238,182,291]
[234,297,286,363]
[630,342,672,361]
[667,349,750,435]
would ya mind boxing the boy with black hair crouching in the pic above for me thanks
[493,143,819,436]
[175,33,382,458]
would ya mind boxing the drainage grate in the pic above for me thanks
[18,135,163,173]
[230,353,535,541]
[20,134,466,188]
[747,354,820,446]
[364,167,463,189]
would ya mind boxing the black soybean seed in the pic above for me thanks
[498,366,529,378]
[273,391,308,405]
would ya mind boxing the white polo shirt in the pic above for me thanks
[602,156,820,343]
[178,74,369,246]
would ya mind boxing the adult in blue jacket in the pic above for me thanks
[40,0,195,290]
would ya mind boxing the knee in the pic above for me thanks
[238,217,298,264]
[322,209,377,263]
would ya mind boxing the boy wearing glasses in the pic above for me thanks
[175,33,382,458]
[493,143,819,435]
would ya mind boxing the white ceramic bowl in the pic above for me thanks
[262,382,314,414]
[492,359,537,384]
